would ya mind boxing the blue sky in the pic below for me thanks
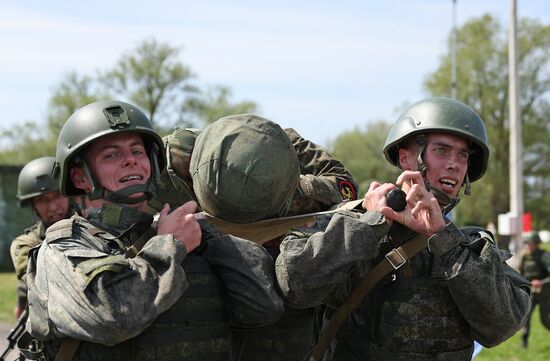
[1,0,549,147]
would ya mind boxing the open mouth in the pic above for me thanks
[119,175,143,183]
[439,178,458,192]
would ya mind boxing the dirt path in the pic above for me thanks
[0,321,17,358]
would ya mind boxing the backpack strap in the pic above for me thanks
[125,227,157,258]
[54,339,81,361]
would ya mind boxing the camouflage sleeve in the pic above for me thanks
[276,211,389,309]
[427,223,531,347]
[27,230,189,346]
[200,220,285,328]
[10,233,42,280]
[285,128,359,214]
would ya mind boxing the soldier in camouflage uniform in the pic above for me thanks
[518,232,550,348]
[276,97,531,361]
[10,156,73,318]
[25,101,284,361]
[151,115,358,216]
[181,114,358,361]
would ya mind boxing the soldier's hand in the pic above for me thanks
[157,201,202,253]
[532,279,542,293]
[362,181,397,225]
[380,171,446,236]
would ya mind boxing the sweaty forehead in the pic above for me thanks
[425,132,470,149]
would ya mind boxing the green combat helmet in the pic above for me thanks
[190,114,300,223]
[383,97,490,211]
[52,100,166,205]
[17,156,59,208]
[525,232,542,245]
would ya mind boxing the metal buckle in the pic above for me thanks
[385,248,407,270]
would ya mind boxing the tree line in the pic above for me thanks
[1,14,549,231]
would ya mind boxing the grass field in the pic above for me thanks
[0,273,17,324]
[1,244,549,360]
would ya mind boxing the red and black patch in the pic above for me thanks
[338,180,357,201]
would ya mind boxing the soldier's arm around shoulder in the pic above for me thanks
[199,219,284,328]
[428,223,531,347]
[285,128,359,214]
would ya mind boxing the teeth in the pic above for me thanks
[120,175,142,182]
[440,178,456,187]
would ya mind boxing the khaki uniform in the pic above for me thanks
[26,204,284,360]
[518,247,550,346]
[276,210,531,361]
[10,221,45,311]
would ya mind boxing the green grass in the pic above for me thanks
[0,272,17,323]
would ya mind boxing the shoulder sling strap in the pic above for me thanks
[306,232,429,361]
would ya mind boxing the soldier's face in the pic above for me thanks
[32,191,70,226]
[400,132,470,198]
[72,133,151,206]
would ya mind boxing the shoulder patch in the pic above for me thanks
[338,179,357,201]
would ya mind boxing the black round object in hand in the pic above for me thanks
[386,188,407,212]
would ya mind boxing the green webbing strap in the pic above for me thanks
[125,227,157,258]
[205,199,364,245]
[306,233,429,361]
[54,339,81,361]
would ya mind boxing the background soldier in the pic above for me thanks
[25,100,283,361]
[10,156,73,318]
[518,231,550,348]
[276,97,531,361]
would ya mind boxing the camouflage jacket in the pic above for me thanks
[276,210,531,358]
[26,204,284,346]
[152,127,359,213]
[284,128,358,215]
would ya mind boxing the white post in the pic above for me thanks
[508,0,523,262]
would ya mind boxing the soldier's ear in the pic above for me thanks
[70,167,92,192]
[398,148,415,171]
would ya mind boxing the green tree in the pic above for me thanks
[100,38,195,127]
[0,121,52,165]
[0,38,260,165]
[424,15,550,229]
[48,71,102,137]
[0,72,102,165]
[330,121,401,195]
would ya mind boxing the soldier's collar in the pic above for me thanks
[87,204,154,230]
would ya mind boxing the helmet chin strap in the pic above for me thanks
[103,183,155,205]
[414,136,461,215]
[77,144,161,206]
